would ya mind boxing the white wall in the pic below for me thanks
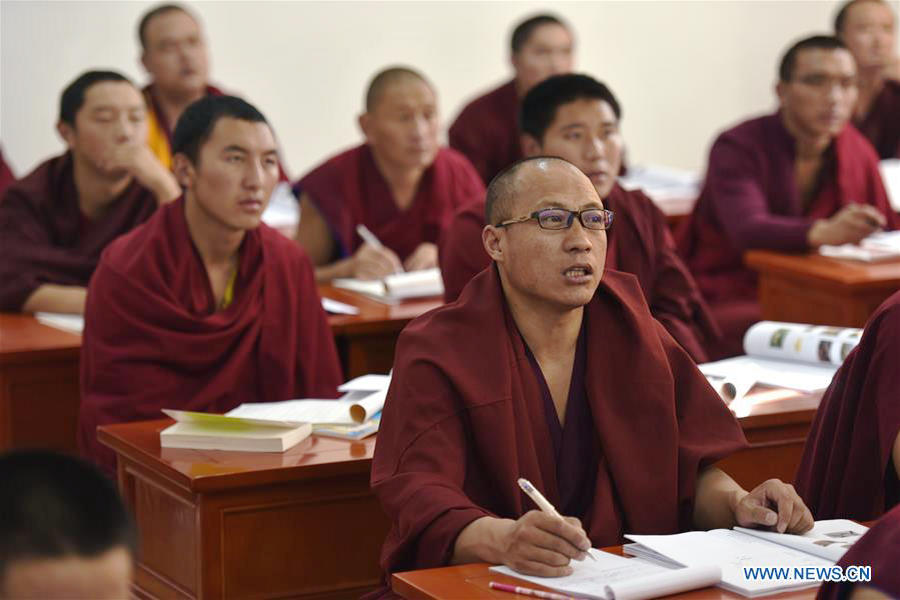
[2,0,898,179]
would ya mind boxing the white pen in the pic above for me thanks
[356,224,385,250]
[517,477,596,562]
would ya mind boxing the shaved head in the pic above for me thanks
[485,156,588,224]
[834,0,892,34]
[364,66,434,112]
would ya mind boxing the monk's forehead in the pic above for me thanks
[508,160,595,209]
[793,46,856,75]
[144,8,200,43]
[845,0,895,24]
[368,73,434,111]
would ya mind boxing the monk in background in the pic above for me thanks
[372,157,812,592]
[295,67,484,282]
[79,96,342,474]
[836,0,900,159]
[678,35,898,357]
[139,3,220,169]
[0,70,178,314]
[441,74,719,362]
[449,14,574,183]
[795,290,900,522]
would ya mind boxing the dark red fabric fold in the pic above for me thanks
[0,153,156,311]
[0,148,15,199]
[439,184,720,362]
[79,198,342,473]
[294,144,484,261]
[795,290,900,521]
[448,79,522,184]
[371,266,747,586]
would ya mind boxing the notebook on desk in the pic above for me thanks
[332,268,444,303]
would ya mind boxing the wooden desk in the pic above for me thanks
[392,551,818,600]
[320,285,443,378]
[0,313,81,452]
[745,250,900,327]
[99,420,390,599]
[718,387,821,490]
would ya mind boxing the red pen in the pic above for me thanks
[489,581,576,600]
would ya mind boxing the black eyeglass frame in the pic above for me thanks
[494,208,615,231]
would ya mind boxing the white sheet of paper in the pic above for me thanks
[698,356,837,392]
[34,312,85,334]
[321,297,360,315]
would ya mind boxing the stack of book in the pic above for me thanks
[160,373,391,452]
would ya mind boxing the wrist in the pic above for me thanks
[806,220,828,248]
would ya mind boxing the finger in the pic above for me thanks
[856,205,887,226]
[380,247,403,272]
[510,559,574,578]
[537,514,591,553]
[738,496,778,528]
[519,544,574,568]
[774,491,794,534]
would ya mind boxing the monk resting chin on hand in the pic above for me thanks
[452,471,813,577]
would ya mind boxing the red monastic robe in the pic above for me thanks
[448,79,522,184]
[855,79,900,160]
[294,144,484,261]
[79,198,343,474]
[143,84,223,170]
[818,504,900,600]
[678,112,898,355]
[439,184,720,362]
[794,291,900,521]
[371,267,747,590]
[0,148,15,199]
[0,153,157,311]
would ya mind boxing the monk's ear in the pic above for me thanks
[482,225,504,262]
[775,80,787,106]
[358,113,372,142]
[172,154,194,189]
[521,134,541,157]
[57,121,75,147]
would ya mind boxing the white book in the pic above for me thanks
[332,268,444,303]
[624,519,868,597]
[490,548,721,600]
[819,230,900,262]
[160,409,312,452]
[699,321,862,395]
[226,374,390,425]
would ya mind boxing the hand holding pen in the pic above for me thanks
[488,478,594,577]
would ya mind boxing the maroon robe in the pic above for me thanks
[794,291,900,521]
[0,152,156,311]
[855,79,900,159]
[448,79,522,184]
[439,184,721,362]
[79,198,343,474]
[0,148,15,199]
[294,144,484,261]
[371,266,747,589]
[678,112,899,356]
[818,504,900,600]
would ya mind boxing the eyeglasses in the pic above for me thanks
[495,208,614,231]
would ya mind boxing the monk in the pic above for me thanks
[79,96,342,474]
[449,14,574,183]
[678,35,898,357]
[0,451,136,599]
[139,3,220,169]
[441,74,719,362]
[0,147,15,198]
[794,290,900,522]
[818,504,900,600]
[371,157,813,591]
[0,70,179,314]
[295,67,484,282]
[836,0,900,159]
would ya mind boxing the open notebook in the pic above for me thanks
[491,549,721,600]
[699,321,861,401]
[819,230,900,262]
[332,268,443,303]
[625,519,868,597]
